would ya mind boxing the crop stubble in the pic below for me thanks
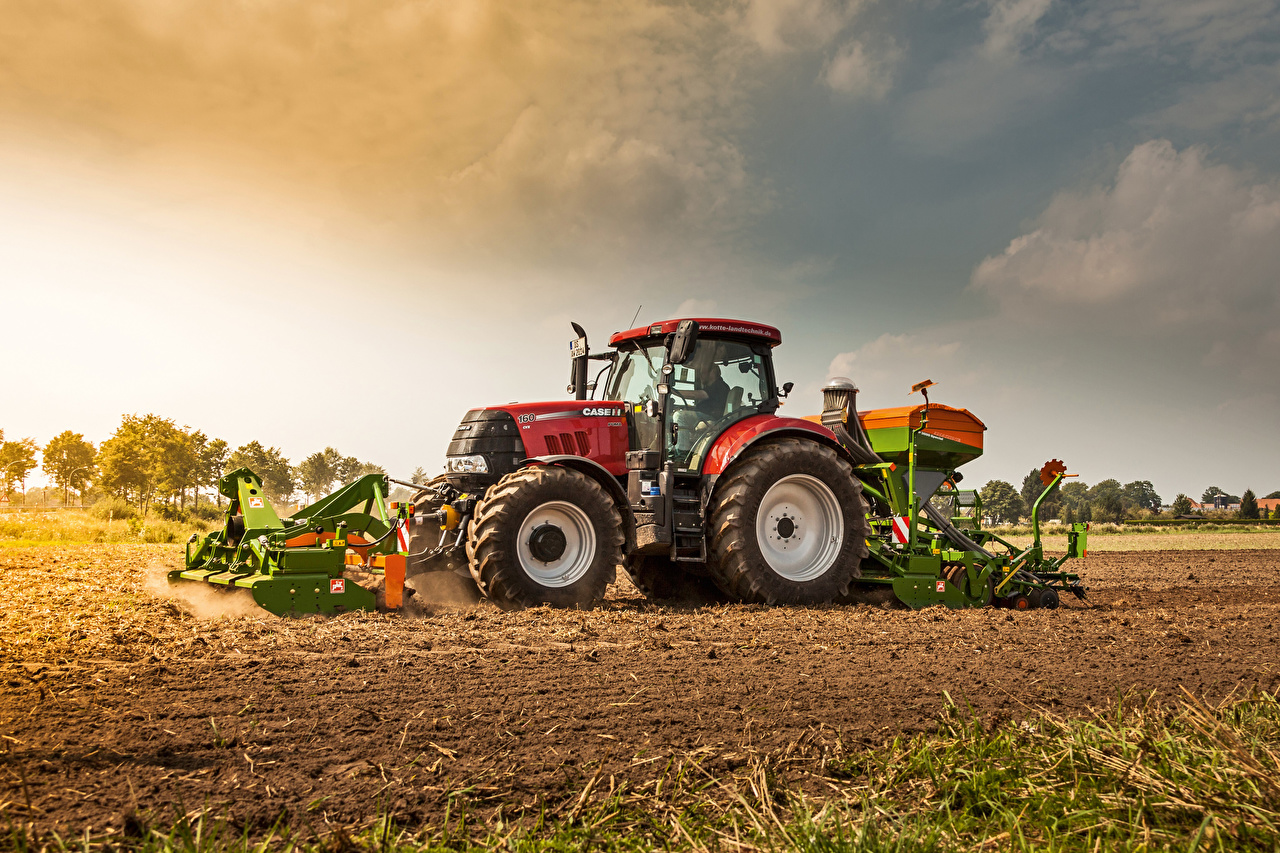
[1,543,1277,836]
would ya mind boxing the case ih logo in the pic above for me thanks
[582,407,623,417]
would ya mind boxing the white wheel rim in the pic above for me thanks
[516,501,597,588]
[755,474,843,582]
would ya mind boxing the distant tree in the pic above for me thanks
[1060,480,1091,522]
[980,480,1024,524]
[1020,468,1062,519]
[1090,479,1126,523]
[337,455,386,483]
[1171,494,1193,516]
[1123,480,1162,512]
[297,448,343,501]
[43,431,96,505]
[226,441,295,504]
[97,415,161,512]
[1200,485,1240,506]
[200,438,231,505]
[0,437,40,501]
[95,414,198,514]
[153,425,198,511]
[1240,489,1260,519]
[411,467,430,485]
[1266,491,1280,500]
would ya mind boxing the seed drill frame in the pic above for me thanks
[171,467,415,616]
[820,380,1088,609]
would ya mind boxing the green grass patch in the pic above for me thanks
[0,509,213,545]
[10,690,1280,852]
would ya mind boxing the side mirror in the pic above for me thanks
[667,319,699,365]
[779,381,794,398]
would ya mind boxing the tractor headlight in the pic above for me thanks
[446,454,489,474]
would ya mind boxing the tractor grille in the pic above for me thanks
[544,431,591,456]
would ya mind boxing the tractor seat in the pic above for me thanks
[724,386,744,416]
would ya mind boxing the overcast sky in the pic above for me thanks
[2,0,1278,501]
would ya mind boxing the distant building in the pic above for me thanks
[1187,498,1242,512]
[1186,497,1278,515]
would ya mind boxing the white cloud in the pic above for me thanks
[982,0,1054,58]
[823,37,902,98]
[972,139,1280,366]
[742,0,861,53]
[828,333,967,400]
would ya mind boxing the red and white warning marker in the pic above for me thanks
[396,519,409,553]
[891,516,911,544]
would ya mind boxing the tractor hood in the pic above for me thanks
[445,402,630,489]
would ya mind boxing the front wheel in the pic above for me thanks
[708,438,870,604]
[467,466,624,610]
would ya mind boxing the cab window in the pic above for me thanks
[668,339,770,469]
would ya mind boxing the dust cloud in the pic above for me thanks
[407,571,481,610]
[143,552,261,621]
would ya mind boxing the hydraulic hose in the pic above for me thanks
[345,517,403,549]
[923,501,995,560]
[830,422,881,467]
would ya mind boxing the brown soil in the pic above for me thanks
[2,544,1278,837]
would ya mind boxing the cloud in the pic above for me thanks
[894,55,1066,153]
[982,0,1054,58]
[972,139,1280,365]
[1142,61,1280,136]
[1053,0,1280,65]
[823,37,902,98]
[0,0,768,262]
[828,333,967,400]
[742,0,861,53]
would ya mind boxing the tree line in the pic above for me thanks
[0,417,424,516]
[976,469,1280,524]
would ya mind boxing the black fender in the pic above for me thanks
[521,456,635,552]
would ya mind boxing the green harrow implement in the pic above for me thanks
[170,467,417,616]
[820,379,1087,610]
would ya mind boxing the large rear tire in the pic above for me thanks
[467,466,624,610]
[625,555,730,606]
[708,438,870,605]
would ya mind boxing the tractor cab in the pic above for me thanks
[598,318,784,472]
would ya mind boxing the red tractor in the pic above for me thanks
[413,317,871,609]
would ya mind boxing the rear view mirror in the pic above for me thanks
[668,319,699,365]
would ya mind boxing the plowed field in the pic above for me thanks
[2,544,1278,837]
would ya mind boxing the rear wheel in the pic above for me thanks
[467,466,624,610]
[625,555,729,606]
[708,438,870,604]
